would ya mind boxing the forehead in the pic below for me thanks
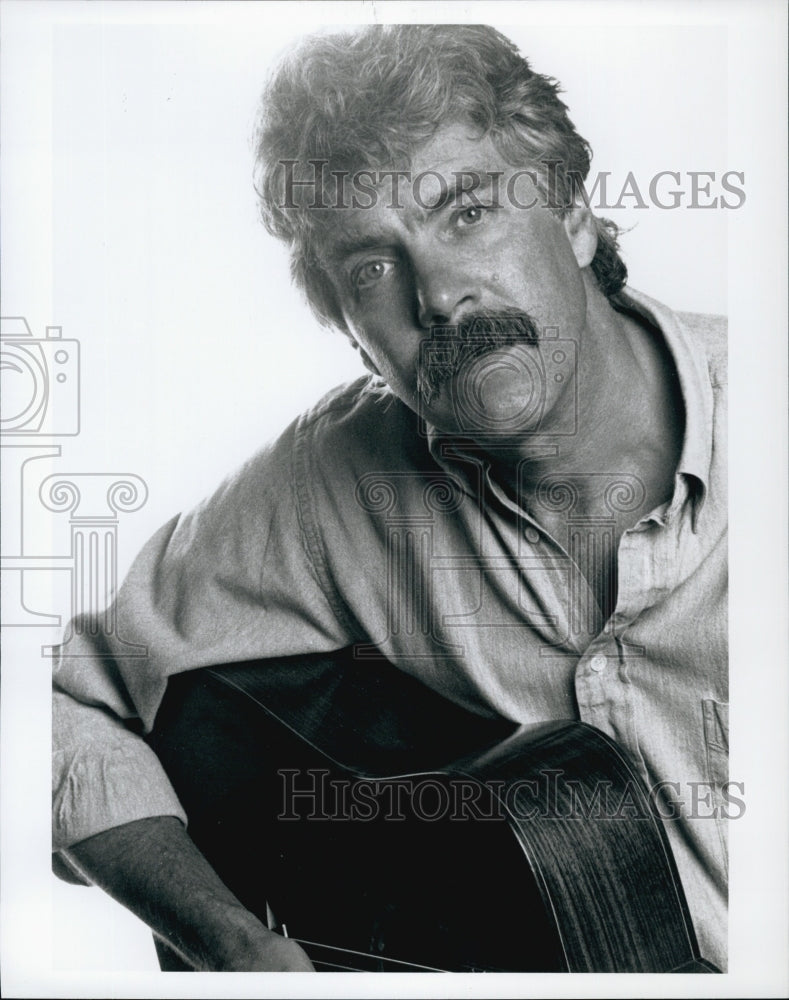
[406,122,504,177]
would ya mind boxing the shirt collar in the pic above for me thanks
[426,287,715,526]
[615,287,714,522]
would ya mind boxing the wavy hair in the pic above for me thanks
[253,24,627,328]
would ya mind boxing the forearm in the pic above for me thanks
[64,816,313,971]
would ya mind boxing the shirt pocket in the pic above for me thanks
[702,698,729,869]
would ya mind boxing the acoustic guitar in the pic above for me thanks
[144,648,718,973]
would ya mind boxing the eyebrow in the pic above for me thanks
[325,224,399,261]
[426,167,501,213]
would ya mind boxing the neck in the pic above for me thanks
[485,278,685,522]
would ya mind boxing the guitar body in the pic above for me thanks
[145,649,717,973]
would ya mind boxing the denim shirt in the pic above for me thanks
[53,287,728,969]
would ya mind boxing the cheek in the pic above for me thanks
[346,285,419,367]
[346,319,422,405]
[500,227,588,334]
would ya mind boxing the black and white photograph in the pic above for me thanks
[1,1,787,996]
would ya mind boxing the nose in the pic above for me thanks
[413,255,478,329]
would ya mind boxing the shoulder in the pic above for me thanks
[619,287,727,391]
[294,375,430,474]
[193,377,426,530]
[297,374,410,435]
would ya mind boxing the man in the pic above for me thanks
[52,24,727,972]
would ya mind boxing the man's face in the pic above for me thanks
[322,123,597,438]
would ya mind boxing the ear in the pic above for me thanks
[347,335,383,378]
[562,205,598,269]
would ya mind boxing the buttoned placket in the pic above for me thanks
[572,478,695,776]
[426,413,703,780]
[480,466,695,780]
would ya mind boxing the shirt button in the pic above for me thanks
[524,527,540,544]
[589,654,607,673]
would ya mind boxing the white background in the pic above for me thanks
[1,1,787,997]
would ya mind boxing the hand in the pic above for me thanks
[65,817,317,972]
[217,926,315,971]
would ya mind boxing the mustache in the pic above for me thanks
[415,311,540,405]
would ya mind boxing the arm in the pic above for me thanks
[53,430,347,970]
[53,679,315,971]
[65,816,314,971]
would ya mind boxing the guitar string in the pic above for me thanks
[294,937,448,973]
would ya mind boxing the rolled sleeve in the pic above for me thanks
[52,690,187,854]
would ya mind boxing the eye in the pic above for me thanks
[354,259,394,288]
[456,205,487,227]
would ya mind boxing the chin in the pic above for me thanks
[438,347,544,437]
